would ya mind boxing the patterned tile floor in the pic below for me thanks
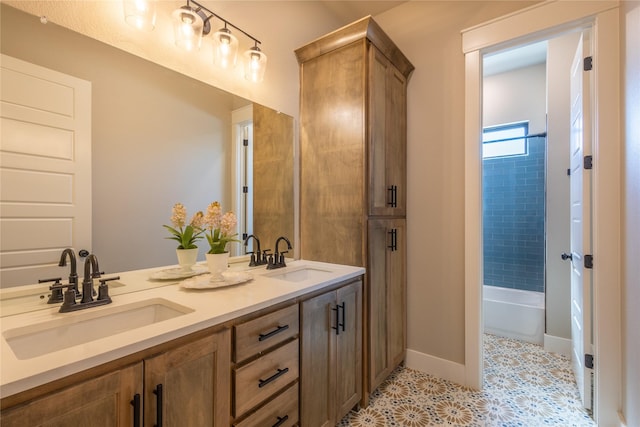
[338,334,595,426]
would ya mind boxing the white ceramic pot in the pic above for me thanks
[176,248,198,271]
[206,252,229,281]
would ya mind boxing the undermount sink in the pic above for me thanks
[3,298,193,360]
[265,266,334,283]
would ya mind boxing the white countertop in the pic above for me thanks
[0,259,364,398]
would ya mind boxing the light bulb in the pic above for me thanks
[243,46,267,83]
[123,0,156,31]
[213,27,238,69]
[172,6,204,51]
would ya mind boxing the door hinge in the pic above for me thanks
[567,168,571,176]
[584,255,593,269]
[585,353,594,369]
[242,186,249,193]
[243,138,249,147]
[242,232,248,240]
[584,56,593,71]
[584,155,593,170]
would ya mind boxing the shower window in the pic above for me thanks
[482,122,528,158]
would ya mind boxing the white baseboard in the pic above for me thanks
[405,349,466,386]
[544,334,571,358]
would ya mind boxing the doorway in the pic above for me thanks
[481,42,549,348]
[462,2,621,425]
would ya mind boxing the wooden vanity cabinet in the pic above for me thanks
[296,16,413,404]
[1,328,230,427]
[232,304,300,426]
[368,219,407,389]
[300,279,362,426]
[144,329,230,427]
[1,363,143,427]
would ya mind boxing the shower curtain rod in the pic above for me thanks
[483,131,547,145]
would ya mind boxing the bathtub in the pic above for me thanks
[483,285,545,345]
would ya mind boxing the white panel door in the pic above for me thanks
[569,33,593,411]
[0,55,91,288]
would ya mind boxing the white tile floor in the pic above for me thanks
[338,334,595,426]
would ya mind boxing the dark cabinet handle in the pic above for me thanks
[340,302,346,332]
[153,384,163,427]
[258,324,289,342]
[259,367,289,388]
[331,306,340,335]
[387,228,398,252]
[387,185,398,207]
[272,415,289,427]
[130,393,141,427]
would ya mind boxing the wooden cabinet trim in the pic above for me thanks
[295,16,414,78]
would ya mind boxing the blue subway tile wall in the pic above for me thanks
[483,137,546,293]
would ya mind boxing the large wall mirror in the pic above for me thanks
[0,4,294,289]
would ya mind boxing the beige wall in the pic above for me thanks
[375,1,539,363]
[622,1,639,425]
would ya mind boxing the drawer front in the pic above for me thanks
[234,383,298,427]
[234,304,299,363]
[234,339,299,417]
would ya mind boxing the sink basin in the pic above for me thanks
[3,298,193,360]
[265,266,333,283]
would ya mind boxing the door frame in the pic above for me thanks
[462,2,621,425]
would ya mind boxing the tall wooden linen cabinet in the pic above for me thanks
[295,16,414,410]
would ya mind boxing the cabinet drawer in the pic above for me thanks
[234,339,299,417]
[234,304,299,363]
[234,383,298,427]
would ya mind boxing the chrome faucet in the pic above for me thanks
[267,236,292,270]
[58,248,79,295]
[244,234,268,267]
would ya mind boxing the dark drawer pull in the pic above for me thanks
[272,415,289,427]
[153,384,163,427]
[130,393,141,427]
[258,324,289,342]
[258,367,289,388]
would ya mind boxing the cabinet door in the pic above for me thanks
[145,329,231,427]
[368,219,407,391]
[369,46,408,216]
[300,290,336,427]
[1,363,143,427]
[335,280,363,420]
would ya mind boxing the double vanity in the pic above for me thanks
[0,258,364,426]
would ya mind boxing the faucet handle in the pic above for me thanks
[97,276,119,302]
[40,277,64,304]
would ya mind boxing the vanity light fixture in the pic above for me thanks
[123,0,157,31]
[171,0,267,81]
